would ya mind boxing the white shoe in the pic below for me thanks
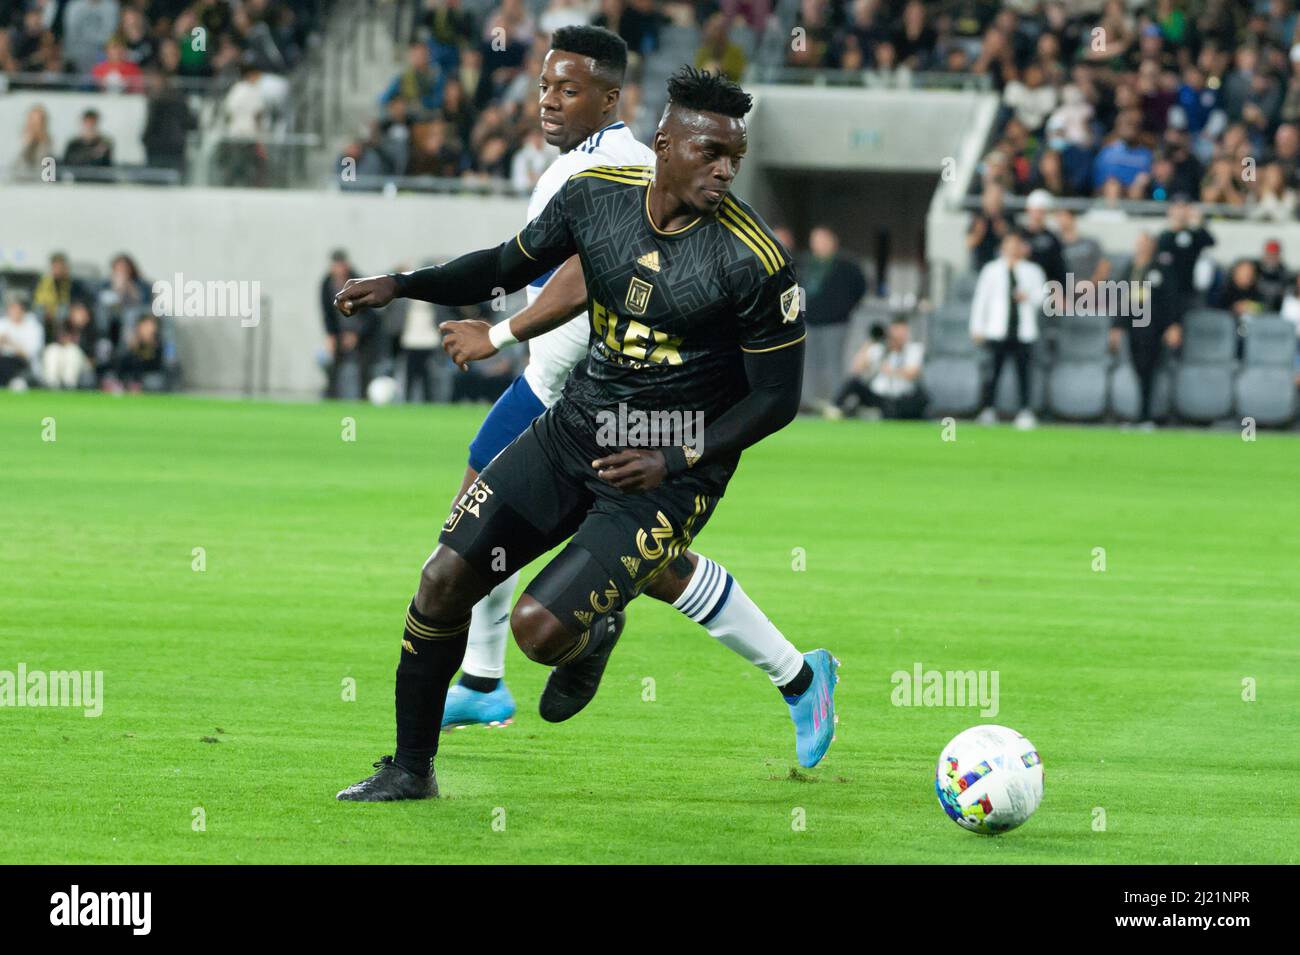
[976,407,997,425]
[822,404,844,421]
[1014,409,1037,430]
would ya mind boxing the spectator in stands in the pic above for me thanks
[0,291,44,387]
[119,6,156,69]
[1214,258,1267,327]
[1251,161,1298,220]
[1155,198,1215,329]
[425,0,477,74]
[1048,84,1095,149]
[970,231,1044,429]
[437,77,476,145]
[407,119,463,177]
[511,128,551,192]
[142,68,197,176]
[696,13,746,83]
[1256,239,1291,310]
[33,252,87,338]
[892,0,936,71]
[321,250,379,399]
[218,61,266,187]
[801,225,867,412]
[595,0,665,60]
[11,104,55,183]
[381,41,443,116]
[787,0,833,69]
[967,181,1012,271]
[1108,231,1178,429]
[1092,110,1153,194]
[1021,190,1067,294]
[62,0,120,75]
[619,80,653,143]
[42,317,95,389]
[830,317,926,420]
[110,313,168,392]
[97,253,151,348]
[540,0,591,36]
[1154,126,1204,197]
[92,36,145,92]
[11,6,55,74]
[1004,62,1058,133]
[63,109,113,168]
[1200,155,1247,206]
[1057,208,1110,286]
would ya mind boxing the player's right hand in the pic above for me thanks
[440,320,498,371]
[334,275,398,316]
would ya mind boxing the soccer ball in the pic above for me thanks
[366,375,399,405]
[936,724,1043,835]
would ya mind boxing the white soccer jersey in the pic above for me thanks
[520,121,655,407]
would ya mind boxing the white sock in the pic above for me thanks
[672,556,805,686]
[461,571,519,680]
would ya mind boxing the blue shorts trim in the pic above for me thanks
[468,375,547,471]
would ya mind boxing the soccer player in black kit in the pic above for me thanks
[334,67,840,801]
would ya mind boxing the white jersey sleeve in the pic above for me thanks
[521,122,656,408]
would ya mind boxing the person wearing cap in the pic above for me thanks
[970,231,1044,430]
[1022,188,1067,299]
[1256,239,1291,310]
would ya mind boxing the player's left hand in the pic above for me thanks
[593,449,667,493]
[439,320,497,370]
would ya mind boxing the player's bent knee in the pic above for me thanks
[511,596,573,664]
[416,546,486,619]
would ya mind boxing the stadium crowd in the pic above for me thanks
[0,251,180,392]
[340,0,764,188]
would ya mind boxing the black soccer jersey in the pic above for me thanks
[515,163,806,482]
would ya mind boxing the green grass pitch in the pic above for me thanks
[2,392,1296,864]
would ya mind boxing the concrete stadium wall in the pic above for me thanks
[4,184,528,396]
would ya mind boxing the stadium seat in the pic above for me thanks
[1234,316,1298,427]
[1174,309,1237,422]
[1108,338,1174,422]
[922,303,981,416]
[1046,313,1109,420]
[948,271,979,303]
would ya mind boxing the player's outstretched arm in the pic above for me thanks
[440,255,587,370]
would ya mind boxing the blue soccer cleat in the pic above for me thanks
[441,682,516,730]
[785,649,840,768]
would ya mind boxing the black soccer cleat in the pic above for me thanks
[538,610,626,723]
[336,755,438,802]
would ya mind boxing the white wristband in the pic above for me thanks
[488,320,518,349]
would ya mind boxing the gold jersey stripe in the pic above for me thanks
[718,203,782,274]
[406,611,470,639]
[572,170,654,186]
[742,332,807,354]
[721,198,784,268]
[589,164,653,175]
[718,212,777,275]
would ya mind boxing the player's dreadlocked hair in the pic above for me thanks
[551,25,628,85]
[665,65,753,118]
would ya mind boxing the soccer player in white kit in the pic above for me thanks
[439,28,826,764]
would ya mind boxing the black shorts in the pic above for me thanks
[438,406,719,634]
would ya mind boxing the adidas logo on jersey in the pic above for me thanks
[636,250,661,272]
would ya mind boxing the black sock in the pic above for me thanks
[778,661,814,699]
[393,600,470,777]
[458,672,500,693]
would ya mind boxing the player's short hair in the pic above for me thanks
[665,66,752,119]
[551,26,628,85]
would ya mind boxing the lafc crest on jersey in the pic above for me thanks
[625,276,653,315]
[780,284,802,324]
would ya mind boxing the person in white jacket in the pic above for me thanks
[970,231,1046,429]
